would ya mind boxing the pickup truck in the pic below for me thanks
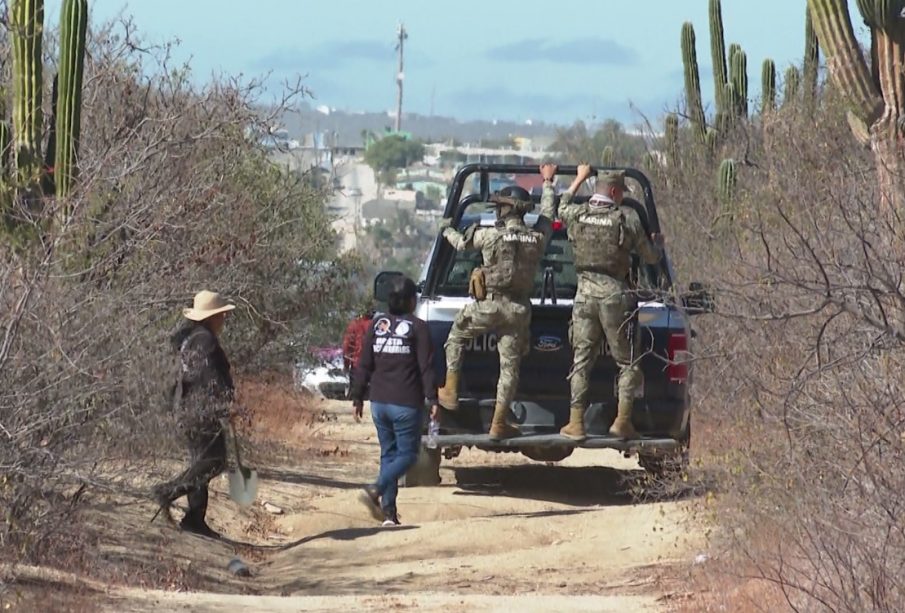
[374,164,712,485]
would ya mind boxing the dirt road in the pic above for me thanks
[94,399,705,612]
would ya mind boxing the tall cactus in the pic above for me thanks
[730,47,748,117]
[681,22,706,142]
[10,0,44,190]
[601,145,615,167]
[55,0,88,201]
[718,158,737,210]
[807,0,903,214]
[664,113,679,167]
[803,7,820,106]
[709,0,728,114]
[783,66,801,107]
[761,59,776,113]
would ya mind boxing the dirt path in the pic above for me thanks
[91,399,705,612]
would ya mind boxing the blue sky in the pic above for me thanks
[85,0,868,127]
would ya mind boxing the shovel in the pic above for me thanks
[227,423,258,507]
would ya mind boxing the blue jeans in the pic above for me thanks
[370,402,422,512]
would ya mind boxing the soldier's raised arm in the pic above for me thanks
[556,163,593,226]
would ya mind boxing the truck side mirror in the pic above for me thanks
[373,271,405,304]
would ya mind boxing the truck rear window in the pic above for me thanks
[436,229,665,300]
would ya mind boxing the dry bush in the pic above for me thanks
[0,16,359,586]
[652,85,905,610]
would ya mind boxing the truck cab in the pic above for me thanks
[374,164,712,483]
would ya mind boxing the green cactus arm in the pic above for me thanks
[55,0,88,199]
[10,0,44,183]
[804,6,820,103]
[730,48,748,117]
[783,66,801,107]
[681,22,706,142]
[807,0,883,123]
[601,145,614,167]
[718,158,737,207]
[709,0,728,112]
[762,59,776,112]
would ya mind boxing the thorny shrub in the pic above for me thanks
[0,16,358,583]
[653,85,905,610]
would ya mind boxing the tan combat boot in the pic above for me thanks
[438,370,459,410]
[488,403,520,441]
[559,406,587,441]
[609,400,639,440]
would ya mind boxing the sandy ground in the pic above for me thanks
[16,399,708,612]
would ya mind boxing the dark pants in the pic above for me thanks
[370,402,421,513]
[156,429,227,526]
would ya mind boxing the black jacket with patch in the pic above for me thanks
[351,313,437,409]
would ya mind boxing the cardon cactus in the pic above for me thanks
[681,22,706,142]
[55,0,88,201]
[807,0,905,213]
[762,59,776,113]
[10,0,44,189]
[803,6,820,106]
[709,0,728,114]
[783,66,801,107]
[730,47,748,117]
[665,113,679,166]
[718,158,737,209]
[601,145,615,167]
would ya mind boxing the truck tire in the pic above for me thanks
[400,445,441,487]
[638,422,691,478]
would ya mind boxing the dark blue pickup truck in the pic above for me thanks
[374,164,711,485]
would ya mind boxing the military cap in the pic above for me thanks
[599,170,631,192]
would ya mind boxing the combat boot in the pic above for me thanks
[488,402,520,441]
[609,400,639,440]
[559,406,587,441]
[438,370,460,410]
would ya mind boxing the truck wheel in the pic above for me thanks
[400,445,441,487]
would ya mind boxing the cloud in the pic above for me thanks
[487,37,637,65]
[254,40,393,72]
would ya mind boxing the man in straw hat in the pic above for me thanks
[436,177,553,441]
[153,290,236,538]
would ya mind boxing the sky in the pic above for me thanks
[82,0,869,127]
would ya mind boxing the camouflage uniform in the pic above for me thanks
[547,176,661,438]
[440,201,553,437]
[154,321,232,535]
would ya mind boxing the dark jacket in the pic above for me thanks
[170,321,234,435]
[351,312,437,409]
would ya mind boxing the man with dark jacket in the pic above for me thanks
[351,276,438,525]
[153,290,236,538]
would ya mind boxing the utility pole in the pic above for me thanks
[394,23,407,133]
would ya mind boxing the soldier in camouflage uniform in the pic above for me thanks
[153,291,236,538]
[437,182,553,440]
[543,163,663,441]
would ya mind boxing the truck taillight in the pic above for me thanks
[667,333,689,384]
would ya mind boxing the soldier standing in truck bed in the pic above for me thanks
[437,175,554,440]
[545,163,663,441]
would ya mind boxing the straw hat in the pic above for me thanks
[183,290,236,322]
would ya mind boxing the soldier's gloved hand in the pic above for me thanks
[540,163,557,182]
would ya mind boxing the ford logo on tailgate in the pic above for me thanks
[534,335,562,352]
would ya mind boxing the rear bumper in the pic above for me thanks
[423,432,681,454]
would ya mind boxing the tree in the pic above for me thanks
[363,135,425,176]
[551,120,648,166]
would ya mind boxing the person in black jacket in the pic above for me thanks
[153,290,236,538]
[351,276,438,525]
